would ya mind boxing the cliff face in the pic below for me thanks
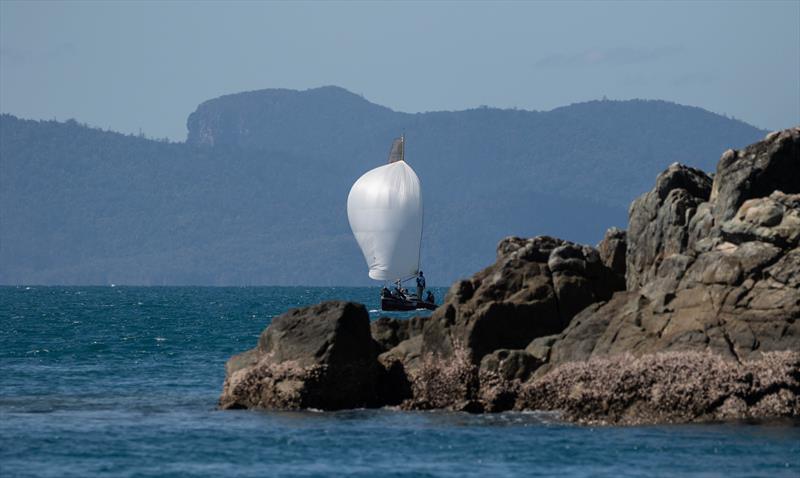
[186,86,396,149]
[220,127,800,423]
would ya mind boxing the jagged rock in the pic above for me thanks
[710,127,800,222]
[598,227,627,276]
[408,128,798,423]
[419,235,624,365]
[371,316,429,353]
[542,242,799,370]
[721,192,800,247]
[219,301,381,410]
[626,163,712,290]
[687,202,717,252]
[540,128,800,374]
[549,243,624,321]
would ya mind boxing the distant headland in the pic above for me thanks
[0,86,768,286]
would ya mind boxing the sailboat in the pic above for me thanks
[347,136,436,311]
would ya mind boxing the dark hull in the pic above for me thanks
[381,296,436,311]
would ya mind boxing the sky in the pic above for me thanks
[1,0,798,141]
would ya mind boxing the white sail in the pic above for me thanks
[347,139,423,281]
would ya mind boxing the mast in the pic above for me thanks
[388,136,404,164]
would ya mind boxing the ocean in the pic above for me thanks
[1,286,798,477]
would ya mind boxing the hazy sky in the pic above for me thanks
[2,1,798,140]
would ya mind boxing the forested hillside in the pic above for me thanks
[0,87,767,285]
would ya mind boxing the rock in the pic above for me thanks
[218,128,800,423]
[419,235,624,365]
[525,334,559,362]
[379,335,424,368]
[549,242,624,322]
[687,202,716,251]
[474,349,542,413]
[516,351,800,425]
[371,316,429,353]
[540,128,800,373]
[400,344,480,411]
[219,301,381,410]
[376,358,413,406]
[721,192,800,248]
[626,163,712,290]
[257,301,374,366]
[597,227,627,276]
[479,349,541,382]
[711,127,800,222]
[539,292,651,377]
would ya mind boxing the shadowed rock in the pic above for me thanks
[371,316,429,353]
[417,235,624,365]
[219,301,381,410]
[480,349,541,382]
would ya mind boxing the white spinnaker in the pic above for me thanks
[347,160,423,281]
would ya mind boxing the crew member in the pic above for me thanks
[425,290,435,304]
[416,271,426,299]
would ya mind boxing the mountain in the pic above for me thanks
[0,87,768,285]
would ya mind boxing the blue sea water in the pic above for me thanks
[1,286,798,478]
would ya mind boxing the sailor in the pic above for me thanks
[416,271,426,299]
[393,280,403,298]
[425,290,435,304]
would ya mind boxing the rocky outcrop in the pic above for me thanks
[219,301,381,410]
[416,236,624,365]
[710,129,800,223]
[517,351,800,425]
[598,227,627,276]
[220,127,799,424]
[537,128,800,378]
[625,163,712,290]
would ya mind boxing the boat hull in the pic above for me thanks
[381,296,436,311]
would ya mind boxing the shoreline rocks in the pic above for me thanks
[219,301,382,410]
[220,127,800,424]
[517,351,800,425]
